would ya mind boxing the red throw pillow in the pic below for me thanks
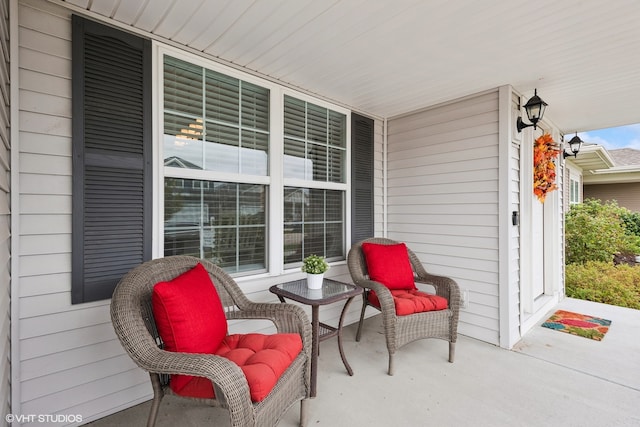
[361,242,416,290]
[152,262,228,394]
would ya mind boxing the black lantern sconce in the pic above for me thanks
[517,89,548,132]
[563,132,583,159]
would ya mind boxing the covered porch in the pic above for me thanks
[5,0,640,424]
[89,298,640,426]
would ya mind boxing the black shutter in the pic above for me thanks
[72,16,152,304]
[351,113,374,244]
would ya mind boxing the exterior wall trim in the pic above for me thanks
[9,0,20,417]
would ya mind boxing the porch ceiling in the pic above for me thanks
[55,0,640,133]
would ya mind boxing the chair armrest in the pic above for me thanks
[415,273,461,312]
[354,279,397,319]
[227,302,312,353]
[140,348,256,424]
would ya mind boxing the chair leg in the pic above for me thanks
[355,293,368,342]
[299,398,309,427]
[387,353,395,376]
[449,341,456,363]
[147,374,164,427]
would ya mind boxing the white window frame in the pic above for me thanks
[152,43,351,278]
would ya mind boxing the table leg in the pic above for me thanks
[337,296,356,376]
[310,304,319,397]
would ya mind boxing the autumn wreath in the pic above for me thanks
[533,133,561,203]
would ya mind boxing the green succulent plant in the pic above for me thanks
[301,254,329,274]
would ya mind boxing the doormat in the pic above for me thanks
[541,310,611,341]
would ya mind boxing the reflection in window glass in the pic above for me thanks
[163,56,269,176]
[283,95,346,182]
[283,187,344,266]
[164,178,266,274]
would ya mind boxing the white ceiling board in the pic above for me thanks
[54,0,640,132]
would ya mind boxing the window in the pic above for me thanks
[161,54,351,275]
[283,96,347,267]
[162,55,269,274]
[570,177,580,205]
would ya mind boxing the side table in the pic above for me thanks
[269,278,362,397]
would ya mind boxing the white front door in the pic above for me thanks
[531,197,545,299]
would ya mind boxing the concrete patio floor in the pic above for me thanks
[89,298,640,426]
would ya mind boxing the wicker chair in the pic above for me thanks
[347,238,460,375]
[110,256,311,427]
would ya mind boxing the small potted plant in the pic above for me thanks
[301,254,329,289]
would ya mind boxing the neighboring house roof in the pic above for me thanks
[572,146,640,184]
[608,148,640,166]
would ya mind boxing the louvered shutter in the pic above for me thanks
[351,113,374,243]
[72,16,152,304]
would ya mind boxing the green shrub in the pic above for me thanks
[621,210,640,238]
[565,261,640,309]
[565,199,640,264]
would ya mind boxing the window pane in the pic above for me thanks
[164,178,203,258]
[328,147,345,183]
[309,143,328,181]
[283,187,344,266]
[164,113,204,169]
[284,137,308,179]
[307,103,327,144]
[328,110,346,148]
[242,82,269,131]
[164,56,202,117]
[283,96,346,183]
[284,95,306,139]
[205,69,239,125]
[241,130,268,175]
[204,122,240,173]
[164,56,269,176]
[164,178,266,274]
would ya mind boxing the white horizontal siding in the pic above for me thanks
[387,90,500,345]
[0,0,9,421]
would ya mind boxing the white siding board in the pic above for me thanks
[19,131,70,156]
[20,214,70,235]
[20,194,71,214]
[0,0,9,421]
[20,88,71,117]
[20,234,70,257]
[387,90,500,345]
[23,376,151,423]
[20,322,115,360]
[18,0,70,39]
[18,46,70,79]
[19,152,70,175]
[19,304,110,340]
[21,355,144,406]
[19,69,71,98]
[387,202,498,215]
[19,25,70,58]
[19,173,71,195]
[19,110,71,137]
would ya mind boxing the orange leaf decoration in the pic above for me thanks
[533,133,561,203]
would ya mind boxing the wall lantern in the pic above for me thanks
[563,132,583,158]
[517,89,548,132]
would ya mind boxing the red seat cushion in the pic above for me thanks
[368,289,449,316]
[361,242,416,290]
[151,263,228,394]
[175,333,303,402]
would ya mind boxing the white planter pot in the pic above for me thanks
[306,273,324,289]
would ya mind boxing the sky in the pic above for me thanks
[575,123,640,151]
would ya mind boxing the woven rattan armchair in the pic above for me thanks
[347,238,460,375]
[110,256,311,427]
